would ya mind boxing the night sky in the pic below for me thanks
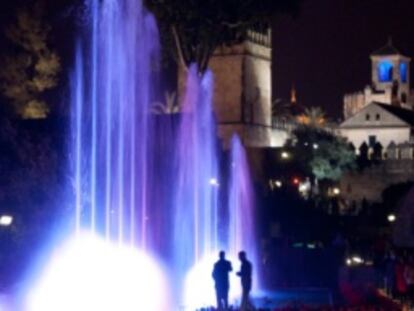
[2,0,414,120]
[273,0,414,119]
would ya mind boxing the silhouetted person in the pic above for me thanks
[237,251,253,310]
[212,251,232,310]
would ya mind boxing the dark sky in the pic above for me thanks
[2,0,414,120]
[272,0,414,119]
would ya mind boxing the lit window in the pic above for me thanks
[400,62,408,83]
[377,60,393,82]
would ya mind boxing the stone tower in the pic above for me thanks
[344,40,413,119]
[208,29,272,148]
[370,39,411,107]
[177,29,274,148]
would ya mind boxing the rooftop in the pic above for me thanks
[371,39,401,56]
[376,103,414,126]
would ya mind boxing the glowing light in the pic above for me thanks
[333,187,340,195]
[275,180,282,188]
[388,214,396,223]
[292,177,300,185]
[209,178,220,187]
[313,143,319,150]
[0,295,11,311]
[26,234,168,311]
[0,215,13,226]
[184,253,241,309]
[281,151,290,159]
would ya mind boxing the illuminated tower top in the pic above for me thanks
[290,84,297,105]
[370,38,411,104]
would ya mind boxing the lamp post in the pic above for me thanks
[281,151,290,159]
[387,214,396,223]
[0,215,13,227]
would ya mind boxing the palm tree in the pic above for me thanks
[296,106,326,127]
[151,91,180,114]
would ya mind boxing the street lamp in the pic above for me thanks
[281,151,290,159]
[387,214,396,223]
[0,215,13,226]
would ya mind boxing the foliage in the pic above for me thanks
[0,2,61,119]
[151,91,180,114]
[290,126,356,181]
[145,0,302,73]
[296,106,326,127]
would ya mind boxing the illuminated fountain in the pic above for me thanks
[174,67,220,307]
[24,0,259,309]
[228,135,257,273]
[26,0,168,310]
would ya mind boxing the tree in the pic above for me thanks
[296,107,326,127]
[290,126,356,182]
[151,91,180,114]
[0,2,61,119]
[145,0,302,74]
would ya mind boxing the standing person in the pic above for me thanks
[212,251,233,310]
[384,250,397,297]
[404,256,414,307]
[395,256,408,303]
[237,251,253,310]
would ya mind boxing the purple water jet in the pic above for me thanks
[228,135,259,292]
[27,0,261,309]
[72,0,159,245]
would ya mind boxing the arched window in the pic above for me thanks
[377,60,393,82]
[400,62,408,83]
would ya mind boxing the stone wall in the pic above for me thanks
[340,160,414,203]
[341,127,411,150]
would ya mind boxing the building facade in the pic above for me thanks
[340,102,414,152]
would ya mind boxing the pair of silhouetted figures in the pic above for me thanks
[212,251,253,310]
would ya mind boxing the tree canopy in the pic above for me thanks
[0,2,61,119]
[145,0,302,73]
[296,107,327,127]
[289,126,356,181]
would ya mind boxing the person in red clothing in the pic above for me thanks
[395,257,408,303]
[404,256,414,306]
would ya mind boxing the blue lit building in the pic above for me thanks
[344,39,413,119]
